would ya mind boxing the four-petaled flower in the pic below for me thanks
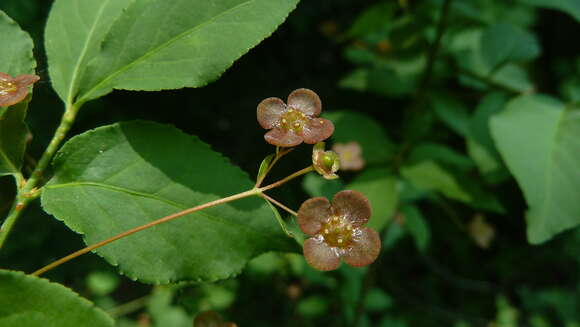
[298,190,381,271]
[257,88,334,147]
[0,72,40,107]
[332,141,365,171]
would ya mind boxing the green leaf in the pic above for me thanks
[452,28,535,93]
[402,205,430,252]
[431,95,470,137]
[0,10,35,176]
[467,92,509,178]
[480,23,540,70]
[409,143,474,172]
[490,95,580,244]
[72,0,298,104]
[364,288,393,312]
[0,102,29,176]
[401,160,471,203]
[0,269,114,326]
[519,0,580,22]
[0,10,35,76]
[41,121,297,283]
[256,153,274,182]
[325,110,395,165]
[346,168,398,231]
[45,0,133,103]
[345,2,395,38]
[302,173,344,199]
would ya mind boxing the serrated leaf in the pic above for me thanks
[401,160,471,203]
[41,121,297,283]
[519,0,580,22]
[490,95,580,244]
[0,10,35,176]
[73,0,298,104]
[346,169,398,231]
[45,0,133,102]
[325,111,395,165]
[480,23,540,70]
[0,269,114,327]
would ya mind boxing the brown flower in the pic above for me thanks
[312,142,340,180]
[332,141,365,171]
[297,190,381,271]
[257,88,334,147]
[0,72,39,107]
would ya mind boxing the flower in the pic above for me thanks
[312,142,340,180]
[0,72,40,107]
[257,88,334,147]
[332,141,365,171]
[297,190,381,271]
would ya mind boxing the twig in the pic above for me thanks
[261,193,298,217]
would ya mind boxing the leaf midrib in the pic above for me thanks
[76,0,257,104]
[65,0,113,105]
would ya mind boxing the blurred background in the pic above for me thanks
[2,0,580,326]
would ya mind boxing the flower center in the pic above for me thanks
[320,215,354,248]
[280,107,309,132]
[0,80,17,96]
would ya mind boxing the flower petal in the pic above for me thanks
[257,97,286,129]
[287,88,321,116]
[303,237,341,271]
[0,88,27,107]
[264,128,303,147]
[343,227,381,267]
[297,197,332,235]
[13,74,40,88]
[332,190,371,227]
[302,118,334,144]
[0,72,12,81]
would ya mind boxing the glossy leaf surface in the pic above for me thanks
[41,121,296,283]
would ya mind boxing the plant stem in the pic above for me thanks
[107,295,150,318]
[416,0,453,101]
[31,166,314,276]
[261,193,298,217]
[259,166,314,192]
[0,103,81,250]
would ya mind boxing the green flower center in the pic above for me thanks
[280,108,308,132]
[0,80,17,96]
[320,215,354,248]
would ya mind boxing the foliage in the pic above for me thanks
[1,0,580,326]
